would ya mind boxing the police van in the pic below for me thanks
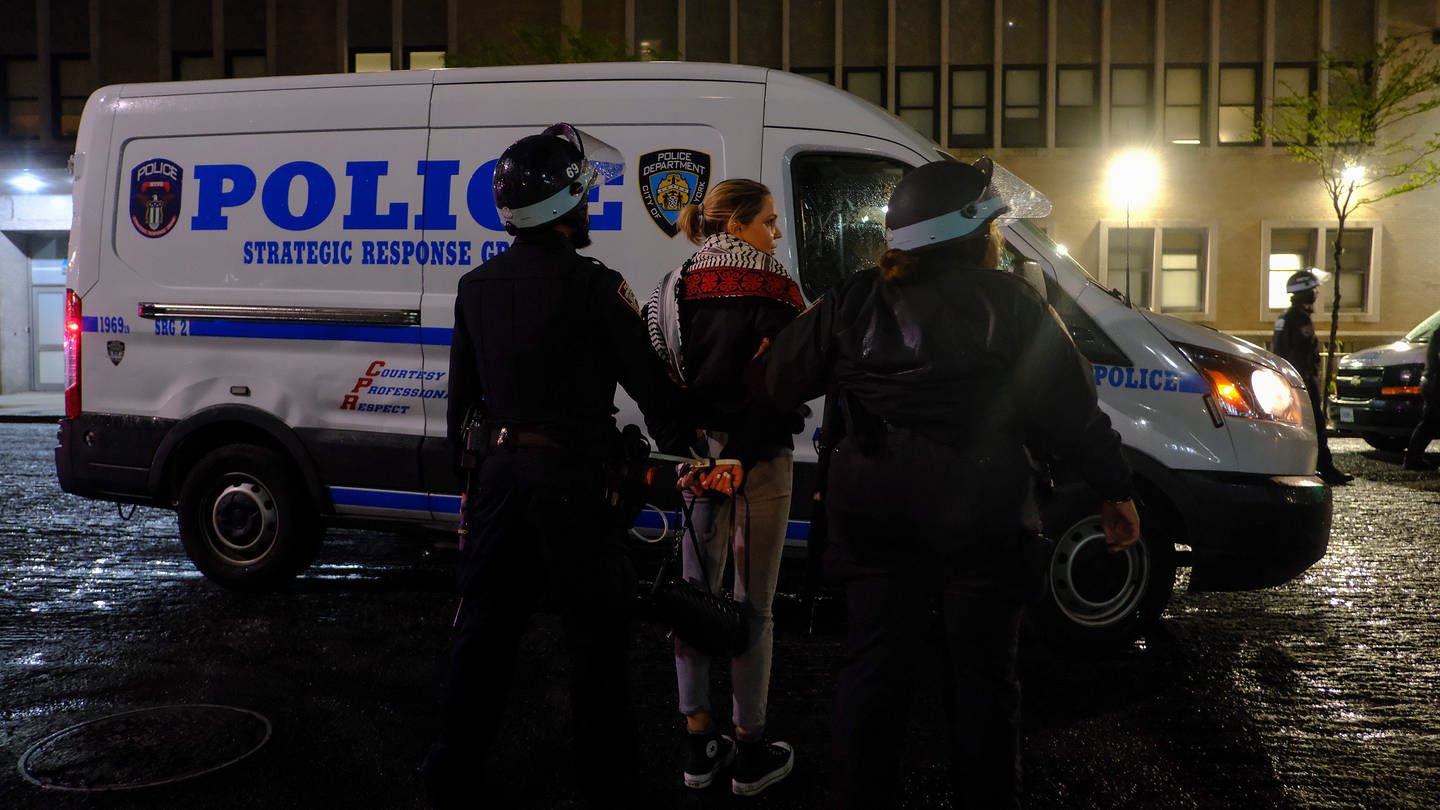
[55,62,1329,646]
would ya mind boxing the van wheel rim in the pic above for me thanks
[1048,515,1149,628]
[209,480,278,563]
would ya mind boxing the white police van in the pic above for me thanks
[55,62,1329,646]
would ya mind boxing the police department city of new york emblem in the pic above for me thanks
[106,340,125,366]
[638,149,711,237]
[129,158,183,238]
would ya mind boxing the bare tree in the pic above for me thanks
[1261,33,1440,412]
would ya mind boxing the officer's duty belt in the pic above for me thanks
[486,426,564,450]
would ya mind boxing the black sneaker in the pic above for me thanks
[1403,456,1438,471]
[731,739,793,797]
[683,729,736,789]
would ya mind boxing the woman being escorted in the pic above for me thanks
[752,159,1141,809]
[645,179,804,797]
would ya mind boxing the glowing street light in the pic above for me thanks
[8,172,45,193]
[1107,150,1161,305]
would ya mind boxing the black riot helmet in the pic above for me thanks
[492,123,599,234]
[884,157,1009,253]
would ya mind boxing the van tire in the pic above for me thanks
[1031,496,1176,649]
[178,444,322,589]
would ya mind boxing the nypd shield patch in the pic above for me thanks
[638,149,711,238]
[129,158,183,238]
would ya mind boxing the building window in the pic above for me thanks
[227,52,267,78]
[406,49,446,70]
[1164,66,1204,145]
[1218,65,1259,144]
[1056,66,1098,146]
[351,50,392,72]
[897,68,938,140]
[1110,65,1151,143]
[1003,66,1044,147]
[54,56,89,138]
[4,57,40,138]
[949,66,991,148]
[176,53,218,81]
[1271,64,1314,143]
[844,68,885,107]
[1265,223,1378,317]
[791,68,834,85]
[1102,223,1214,317]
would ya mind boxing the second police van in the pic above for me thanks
[55,62,1330,646]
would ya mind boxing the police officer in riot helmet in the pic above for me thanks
[751,158,1140,809]
[1274,268,1354,485]
[424,123,695,808]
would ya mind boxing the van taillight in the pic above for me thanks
[64,289,81,419]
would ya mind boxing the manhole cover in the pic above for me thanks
[18,704,271,792]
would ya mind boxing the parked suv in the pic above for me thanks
[1330,309,1440,451]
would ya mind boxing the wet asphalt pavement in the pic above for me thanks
[2,421,1438,809]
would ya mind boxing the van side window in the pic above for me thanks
[789,154,909,301]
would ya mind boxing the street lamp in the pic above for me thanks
[1107,150,1160,305]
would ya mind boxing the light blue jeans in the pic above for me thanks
[674,437,793,733]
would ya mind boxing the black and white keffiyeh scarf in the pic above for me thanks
[645,233,803,382]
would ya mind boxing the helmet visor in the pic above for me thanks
[987,161,1051,224]
[542,123,626,188]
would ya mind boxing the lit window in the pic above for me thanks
[1218,65,1258,144]
[1056,66,1098,146]
[406,50,445,70]
[949,67,991,148]
[1265,223,1378,317]
[1271,65,1313,143]
[352,51,392,72]
[1110,66,1151,144]
[844,68,884,107]
[1164,66,1203,145]
[897,68,937,140]
[1102,224,1214,317]
[1003,66,1044,147]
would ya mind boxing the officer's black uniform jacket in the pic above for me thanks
[755,261,1133,520]
[1273,302,1321,387]
[446,230,690,462]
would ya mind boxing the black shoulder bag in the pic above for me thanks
[640,494,755,659]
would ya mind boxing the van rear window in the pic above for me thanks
[789,153,909,300]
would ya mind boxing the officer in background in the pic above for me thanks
[424,124,694,808]
[1274,269,1354,485]
[1402,319,1440,470]
[751,159,1141,809]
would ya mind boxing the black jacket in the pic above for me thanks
[447,230,691,461]
[1273,302,1321,386]
[677,264,805,466]
[755,262,1133,515]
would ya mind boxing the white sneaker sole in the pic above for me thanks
[731,742,794,797]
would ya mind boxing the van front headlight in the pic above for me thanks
[1176,343,1305,426]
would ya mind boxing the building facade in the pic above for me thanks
[1,0,1437,392]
